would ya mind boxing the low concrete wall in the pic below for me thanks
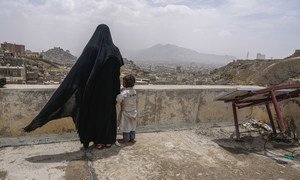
[0,85,299,137]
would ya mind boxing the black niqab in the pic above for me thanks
[24,24,123,145]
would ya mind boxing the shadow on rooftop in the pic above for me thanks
[213,135,300,164]
[25,145,122,163]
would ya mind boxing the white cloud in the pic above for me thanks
[218,30,232,37]
[0,0,299,59]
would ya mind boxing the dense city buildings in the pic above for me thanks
[0,42,70,85]
[1,41,299,86]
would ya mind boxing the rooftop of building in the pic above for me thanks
[1,127,300,179]
[0,84,299,179]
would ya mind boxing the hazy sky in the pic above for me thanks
[0,0,299,59]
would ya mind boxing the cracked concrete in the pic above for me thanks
[1,128,300,180]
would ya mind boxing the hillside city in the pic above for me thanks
[1,41,300,87]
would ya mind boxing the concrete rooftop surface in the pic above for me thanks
[1,127,300,180]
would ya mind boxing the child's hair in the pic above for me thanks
[123,74,136,88]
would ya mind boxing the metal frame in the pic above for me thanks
[222,84,300,140]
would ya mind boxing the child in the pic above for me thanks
[117,74,137,143]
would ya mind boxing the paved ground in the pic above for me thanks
[1,127,300,180]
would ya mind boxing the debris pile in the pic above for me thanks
[242,118,272,133]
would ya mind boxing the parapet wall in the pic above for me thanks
[0,85,299,137]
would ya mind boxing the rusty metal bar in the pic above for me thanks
[265,102,277,134]
[232,102,240,140]
[225,83,300,103]
[218,84,300,139]
[236,89,300,109]
[270,90,286,132]
[251,84,300,96]
[275,89,300,100]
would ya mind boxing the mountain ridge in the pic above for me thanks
[42,47,77,65]
[123,44,236,66]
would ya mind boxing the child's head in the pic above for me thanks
[123,74,135,88]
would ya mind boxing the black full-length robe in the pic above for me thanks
[24,24,124,145]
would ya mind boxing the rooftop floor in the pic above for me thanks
[1,127,300,179]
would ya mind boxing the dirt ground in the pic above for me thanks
[0,127,300,180]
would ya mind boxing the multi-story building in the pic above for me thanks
[24,50,43,59]
[0,42,25,56]
[0,65,26,83]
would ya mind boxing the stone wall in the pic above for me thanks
[0,85,299,137]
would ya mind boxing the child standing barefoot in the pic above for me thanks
[117,75,137,143]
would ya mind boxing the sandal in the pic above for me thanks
[95,144,105,149]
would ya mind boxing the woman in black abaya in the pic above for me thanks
[24,24,123,149]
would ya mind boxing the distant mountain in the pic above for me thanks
[42,47,77,65]
[123,44,235,65]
